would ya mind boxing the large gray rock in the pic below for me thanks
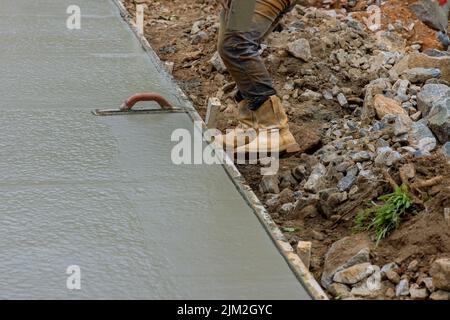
[430,258,450,291]
[304,163,326,193]
[321,234,371,289]
[333,263,376,285]
[409,0,449,32]
[417,84,450,116]
[427,96,450,143]
[402,67,441,83]
[408,119,437,153]
[390,52,450,83]
[375,147,403,166]
[287,38,311,61]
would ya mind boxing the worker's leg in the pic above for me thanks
[217,0,300,154]
[218,0,297,110]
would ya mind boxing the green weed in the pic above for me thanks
[354,184,414,245]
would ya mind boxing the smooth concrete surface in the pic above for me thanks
[0,0,310,299]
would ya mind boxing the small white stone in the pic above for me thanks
[396,279,410,297]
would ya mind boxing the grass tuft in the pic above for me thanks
[354,184,414,245]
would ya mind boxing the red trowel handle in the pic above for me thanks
[121,93,172,110]
[439,0,447,6]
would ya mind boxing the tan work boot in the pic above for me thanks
[213,100,257,150]
[235,96,300,155]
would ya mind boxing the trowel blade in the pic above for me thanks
[92,108,186,116]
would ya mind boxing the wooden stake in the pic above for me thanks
[136,4,145,36]
[205,97,221,129]
[296,241,312,270]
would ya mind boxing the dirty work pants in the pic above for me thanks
[218,0,298,111]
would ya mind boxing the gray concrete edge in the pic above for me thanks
[112,0,329,300]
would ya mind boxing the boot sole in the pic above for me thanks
[285,143,301,153]
[233,143,301,159]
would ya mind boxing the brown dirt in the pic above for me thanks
[350,0,446,51]
[273,153,450,297]
[123,0,450,299]
[375,156,450,266]
[379,0,444,50]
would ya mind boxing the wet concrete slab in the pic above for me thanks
[0,0,311,299]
